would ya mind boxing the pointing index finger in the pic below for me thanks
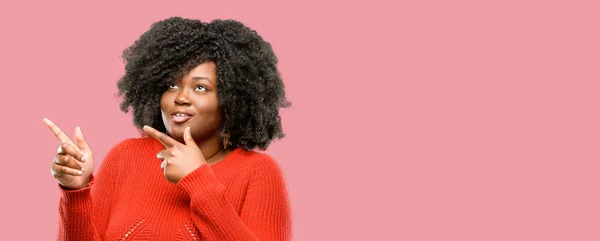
[43,118,74,144]
[143,125,178,148]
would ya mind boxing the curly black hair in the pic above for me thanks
[116,17,291,150]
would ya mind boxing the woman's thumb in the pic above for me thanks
[74,126,91,153]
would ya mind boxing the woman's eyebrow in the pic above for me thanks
[192,76,214,85]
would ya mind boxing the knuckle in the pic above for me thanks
[62,145,73,154]
[57,154,68,164]
[62,143,78,156]
[61,155,70,164]
[54,166,66,176]
[52,170,63,178]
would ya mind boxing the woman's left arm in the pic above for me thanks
[176,157,292,241]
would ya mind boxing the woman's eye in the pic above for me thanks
[196,86,207,91]
[169,83,178,89]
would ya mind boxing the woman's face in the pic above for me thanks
[160,61,222,143]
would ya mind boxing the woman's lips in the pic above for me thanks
[172,114,192,123]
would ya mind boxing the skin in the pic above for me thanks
[44,119,93,190]
[45,61,231,189]
[160,61,227,164]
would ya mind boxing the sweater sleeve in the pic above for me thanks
[177,157,292,241]
[56,139,126,241]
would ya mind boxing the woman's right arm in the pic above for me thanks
[56,139,125,241]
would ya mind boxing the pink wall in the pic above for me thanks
[1,0,599,240]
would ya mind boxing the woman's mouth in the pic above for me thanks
[172,113,192,123]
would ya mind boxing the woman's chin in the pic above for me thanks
[166,126,186,141]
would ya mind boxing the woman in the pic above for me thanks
[44,17,292,240]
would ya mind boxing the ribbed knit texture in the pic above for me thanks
[57,137,292,240]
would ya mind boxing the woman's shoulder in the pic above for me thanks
[107,137,162,153]
[229,148,285,176]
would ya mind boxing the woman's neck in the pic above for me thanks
[195,135,231,165]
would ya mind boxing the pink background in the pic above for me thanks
[1,0,599,240]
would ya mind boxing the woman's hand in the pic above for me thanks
[43,118,94,190]
[143,125,207,184]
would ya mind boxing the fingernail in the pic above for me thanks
[81,168,84,171]
[81,153,87,162]
[77,170,83,175]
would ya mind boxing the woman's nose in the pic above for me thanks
[174,90,191,105]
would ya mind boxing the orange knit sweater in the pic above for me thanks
[57,137,292,240]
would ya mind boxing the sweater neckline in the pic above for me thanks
[207,147,242,169]
[146,137,242,169]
